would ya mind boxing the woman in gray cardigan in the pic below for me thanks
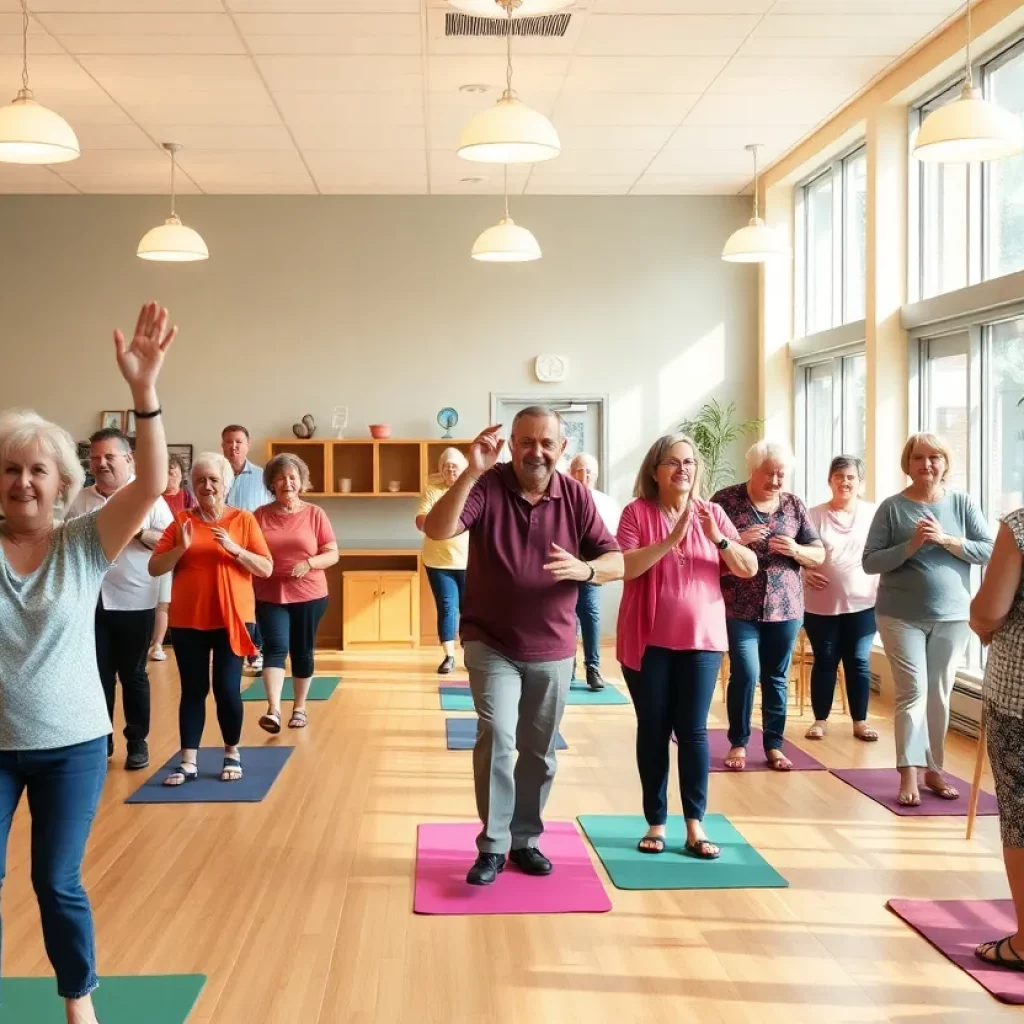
[863,432,993,807]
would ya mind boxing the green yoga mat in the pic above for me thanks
[0,975,206,1023]
[440,686,629,711]
[241,676,341,702]
[577,814,788,891]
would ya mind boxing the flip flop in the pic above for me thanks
[259,708,281,735]
[637,836,665,854]
[685,838,721,860]
[976,936,1024,971]
[163,762,198,787]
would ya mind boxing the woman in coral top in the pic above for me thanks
[254,453,338,733]
[150,452,272,785]
[616,433,757,859]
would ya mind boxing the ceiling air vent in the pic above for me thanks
[445,12,571,38]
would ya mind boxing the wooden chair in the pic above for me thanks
[966,712,987,841]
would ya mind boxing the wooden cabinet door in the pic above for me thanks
[344,575,382,645]
[378,573,416,644]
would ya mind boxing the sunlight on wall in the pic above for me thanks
[609,384,644,504]
[658,324,726,428]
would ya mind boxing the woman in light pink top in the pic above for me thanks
[616,434,757,858]
[803,455,879,741]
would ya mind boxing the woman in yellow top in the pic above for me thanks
[416,447,470,673]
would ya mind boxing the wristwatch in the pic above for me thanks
[717,538,730,551]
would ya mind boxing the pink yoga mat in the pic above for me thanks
[704,728,826,772]
[414,821,612,916]
[888,898,1024,1004]
[830,768,999,817]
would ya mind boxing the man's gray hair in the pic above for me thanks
[511,405,564,437]
[745,439,795,474]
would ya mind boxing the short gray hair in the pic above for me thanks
[511,405,564,437]
[437,447,468,473]
[191,451,235,493]
[264,452,311,493]
[570,452,598,473]
[745,439,795,474]
[0,408,84,518]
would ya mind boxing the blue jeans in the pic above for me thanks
[256,597,329,678]
[0,736,107,1001]
[726,618,801,753]
[575,583,601,670]
[803,608,876,722]
[621,648,722,823]
[425,568,465,644]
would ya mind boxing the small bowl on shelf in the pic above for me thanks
[369,423,392,439]
[387,480,401,493]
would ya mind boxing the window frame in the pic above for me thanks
[794,141,868,338]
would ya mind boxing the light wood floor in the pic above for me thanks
[3,644,1016,1023]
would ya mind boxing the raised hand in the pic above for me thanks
[114,301,177,395]
[469,425,504,476]
[694,500,723,543]
[176,518,193,552]
[543,543,590,583]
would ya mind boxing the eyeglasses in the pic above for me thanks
[659,459,697,471]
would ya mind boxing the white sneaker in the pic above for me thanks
[149,645,167,662]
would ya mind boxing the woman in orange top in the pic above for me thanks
[150,451,272,785]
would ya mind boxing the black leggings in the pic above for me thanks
[172,627,244,749]
[256,597,329,678]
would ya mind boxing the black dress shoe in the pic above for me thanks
[509,847,552,875]
[586,667,606,691]
[437,656,456,675]
[125,741,149,771]
[466,852,505,886]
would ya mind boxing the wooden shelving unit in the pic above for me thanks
[265,437,474,498]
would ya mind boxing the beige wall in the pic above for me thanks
[0,195,757,588]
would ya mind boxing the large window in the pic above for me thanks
[922,336,970,494]
[913,37,1024,298]
[796,145,868,336]
[985,319,1024,515]
[796,350,867,505]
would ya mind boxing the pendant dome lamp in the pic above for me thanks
[0,0,79,164]
[721,144,789,264]
[137,143,209,263]
[471,166,541,262]
[450,0,573,14]
[457,0,561,164]
[914,1,1023,163]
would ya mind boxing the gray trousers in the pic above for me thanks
[876,615,971,771]
[464,640,573,855]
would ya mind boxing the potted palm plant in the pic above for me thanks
[679,400,762,494]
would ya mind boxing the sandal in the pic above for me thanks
[637,836,665,854]
[853,725,879,742]
[288,709,308,730]
[258,708,281,735]
[805,722,826,740]
[163,762,198,787]
[767,753,793,772]
[220,756,243,782]
[685,838,721,860]
[925,781,960,800]
[724,748,746,771]
[976,936,1024,971]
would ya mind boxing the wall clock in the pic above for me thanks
[534,354,567,383]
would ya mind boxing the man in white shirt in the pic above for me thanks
[69,428,172,770]
[569,453,621,691]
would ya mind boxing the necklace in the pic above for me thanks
[195,504,224,524]
[658,501,688,565]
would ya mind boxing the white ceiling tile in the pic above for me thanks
[579,14,758,57]
[231,0,420,11]
[737,36,914,58]
[318,179,427,193]
[275,91,425,127]
[754,13,943,40]
[645,146,757,175]
[553,92,699,126]
[709,55,892,94]
[238,13,421,55]
[291,120,424,151]
[0,163,76,193]
[664,122,802,154]
[55,148,201,193]
[565,55,729,94]
[72,123,154,149]
[773,2,960,14]
[529,148,657,175]
[174,149,315,193]
[303,149,426,178]
[631,173,749,194]
[60,37,247,56]
[555,124,675,150]
[23,0,224,11]
[526,177,635,195]
[428,55,569,94]
[36,13,237,35]
[592,2,771,11]
[256,54,422,92]
[685,91,844,127]
[141,124,297,151]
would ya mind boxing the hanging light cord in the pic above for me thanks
[19,0,30,95]
[505,3,514,95]
[965,1,974,88]
[169,148,177,218]
[503,165,509,221]
[752,146,760,221]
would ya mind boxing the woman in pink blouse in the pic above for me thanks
[803,456,879,742]
[253,454,339,732]
[617,434,757,858]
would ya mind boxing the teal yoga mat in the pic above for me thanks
[440,686,629,711]
[0,975,206,1023]
[241,676,341,702]
[577,814,788,891]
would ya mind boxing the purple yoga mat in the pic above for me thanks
[704,728,827,773]
[830,768,999,817]
[413,821,612,916]
[888,898,1024,1004]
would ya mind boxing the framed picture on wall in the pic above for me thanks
[125,410,136,437]
[77,440,94,487]
[100,410,124,431]
[168,444,193,476]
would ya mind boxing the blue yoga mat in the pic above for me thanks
[441,687,628,710]
[126,746,293,804]
[445,717,567,750]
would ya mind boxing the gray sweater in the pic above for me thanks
[862,491,994,621]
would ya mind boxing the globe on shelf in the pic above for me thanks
[437,407,459,440]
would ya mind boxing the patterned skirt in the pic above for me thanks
[985,702,1024,847]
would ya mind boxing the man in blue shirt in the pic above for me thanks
[222,423,272,673]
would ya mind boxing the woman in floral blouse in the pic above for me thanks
[712,441,824,770]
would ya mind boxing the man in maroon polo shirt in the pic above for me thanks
[425,407,623,886]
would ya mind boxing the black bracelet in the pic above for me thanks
[133,407,162,419]
[585,563,596,583]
